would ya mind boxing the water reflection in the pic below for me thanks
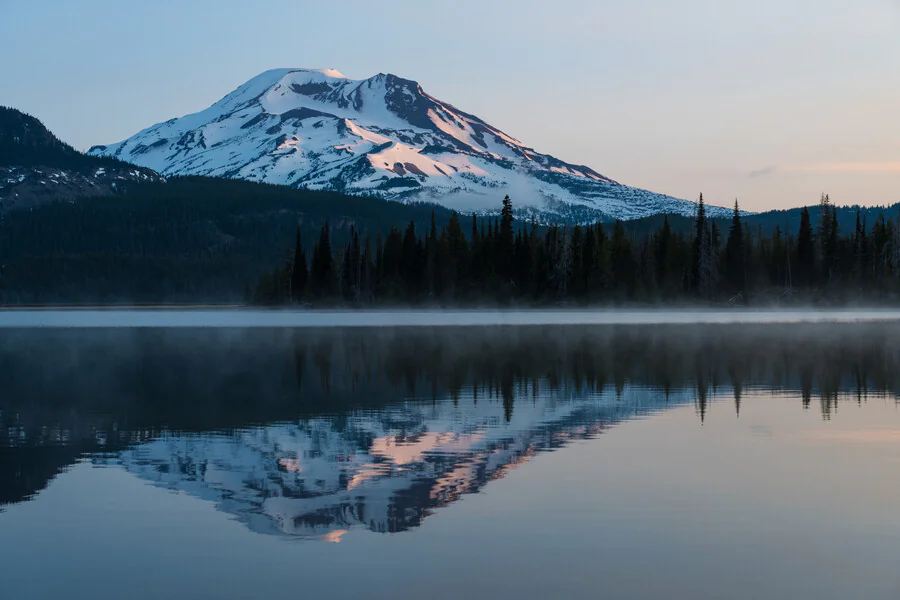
[105,385,684,539]
[2,323,899,540]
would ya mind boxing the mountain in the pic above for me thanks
[88,68,729,222]
[110,385,688,540]
[0,107,163,212]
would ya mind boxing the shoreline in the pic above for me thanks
[2,307,900,328]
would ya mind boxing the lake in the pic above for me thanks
[2,315,900,599]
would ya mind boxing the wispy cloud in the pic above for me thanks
[748,166,776,178]
[787,161,900,174]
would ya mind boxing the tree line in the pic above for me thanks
[253,193,900,306]
[0,176,457,304]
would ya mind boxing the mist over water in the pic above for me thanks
[2,321,900,599]
[3,308,900,328]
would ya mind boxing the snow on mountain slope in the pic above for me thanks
[89,68,728,221]
[109,384,695,541]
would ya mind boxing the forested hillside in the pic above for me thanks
[0,107,163,211]
[253,194,900,306]
[0,106,124,170]
[0,176,454,303]
[2,169,898,305]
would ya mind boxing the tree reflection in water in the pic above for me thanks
[2,322,899,539]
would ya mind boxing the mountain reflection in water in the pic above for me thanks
[2,322,899,541]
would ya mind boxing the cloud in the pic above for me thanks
[787,161,900,174]
[748,166,776,178]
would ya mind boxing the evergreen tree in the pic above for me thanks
[724,199,745,295]
[817,194,838,285]
[362,233,374,303]
[499,195,515,281]
[426,209,438,297]
[797,207,815,287]
[691,194,707,295]
[310,221,335,298]
[290,227,307,303]
[655,216,672,288]
[568,225,586,297]
[401,220,422,297]
[611,220,634,298]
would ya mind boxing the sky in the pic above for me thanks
[1,0,898,212]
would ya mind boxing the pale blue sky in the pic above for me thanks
[1,0,898,211]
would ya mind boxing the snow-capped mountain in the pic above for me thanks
[107,384,696,541]
[88,68,727,221]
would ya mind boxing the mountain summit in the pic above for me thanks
[0,107,162,212]
[89,69,723,221]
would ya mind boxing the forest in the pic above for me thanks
[254,194,900,306]
[2,171,899,306]
[0,177,456,303]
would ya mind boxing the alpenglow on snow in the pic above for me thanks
[89,68,726,221]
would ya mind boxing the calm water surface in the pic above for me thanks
[2,321,900,599]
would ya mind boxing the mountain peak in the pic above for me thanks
[314,68,347,79]
[0,106,80,165]
[0,107,163,212]
[270,67,348,81]
[88,69,729,221]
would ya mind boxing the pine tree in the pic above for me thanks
[499,195,515,281]
[611,220,634,299]
[701,220,720,298]
[568,225,586,297]
[797,207,815,287]
[290,227,307,304]
[853,210,869,291]
[444,211,467,299]
[691,193,707,295]
[426,209,438,297]
[362,232,374,303]
[891,207,900,285]
[401,220,421,297]
[724,199,746,295]
[817,194,837,285]
[655,216,672,288]
[310,221,334,299]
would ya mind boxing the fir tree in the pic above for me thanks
[290,226,307,303]
[797,207,815,287]
[499,195,515,281]
[691,193,707,295]
[611,220,634,298]
[724,199,745,295]
[310,221,334,298]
